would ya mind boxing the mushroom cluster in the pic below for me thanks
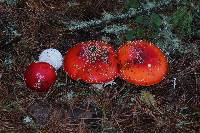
[24,40,169,92]
[63,40,169,86]
[24,49,63,92]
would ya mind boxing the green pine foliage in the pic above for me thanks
[125,0,140,10]
[170,7,193,37]
[125,13,162,40]
[125,0,194,39]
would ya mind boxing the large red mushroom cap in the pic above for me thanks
[118,40,169,86]
[64,40,119,83]
[24,62,57,92]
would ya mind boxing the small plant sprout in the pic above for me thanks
[39,48,63,70]
[118,40,169,86]
[23,115,33,124]
[64,40,119,83]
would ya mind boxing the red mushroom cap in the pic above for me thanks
[24,62,57,92]
[64,40,119,83]
[118,40,169,86]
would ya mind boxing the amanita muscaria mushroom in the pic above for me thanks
[24,62,57,92]
[118,40,169,86]
[64,40,119,83]
[39,48,63,70]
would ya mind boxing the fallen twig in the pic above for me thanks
[53,0,181,31]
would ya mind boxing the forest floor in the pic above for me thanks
[0,0,200,132]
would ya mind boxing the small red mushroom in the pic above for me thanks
[118,40,169,86]
[24,62,57,92]
[64,40,119,83]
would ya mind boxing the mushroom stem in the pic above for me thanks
[92,80,116,90]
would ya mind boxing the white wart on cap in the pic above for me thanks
[39,48,63,70]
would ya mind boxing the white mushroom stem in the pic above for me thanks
[92,80,116,89]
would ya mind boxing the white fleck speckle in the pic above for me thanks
[173,77,176,89]
[80,42,109,64]
[148,64,152,68]
[23,116,33,124]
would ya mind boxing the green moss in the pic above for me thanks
[2,0,19,6]
[125,0,140,10]
[170,7,193,37]
[140,91,156,107]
